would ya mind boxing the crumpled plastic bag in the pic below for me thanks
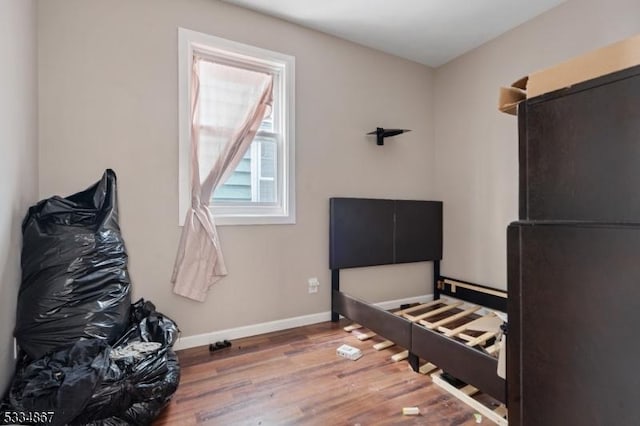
[69,299,180,425]
[15,169,131,360]
[3,300,180,426]
[6,339,111,426]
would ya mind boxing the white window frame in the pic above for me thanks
[178,28,295,226]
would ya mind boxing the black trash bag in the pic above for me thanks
[15,169,131,360]
[79,352,180,426]
[4,339,111,426]
[70,299,181,425]
[116,299,179,349]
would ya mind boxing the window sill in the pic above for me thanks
[213,214,296,226]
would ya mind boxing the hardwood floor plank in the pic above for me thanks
[154,320,486,425]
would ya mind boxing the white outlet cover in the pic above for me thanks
[308,277,319,293]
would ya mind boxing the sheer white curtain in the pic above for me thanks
[172,56,273,302]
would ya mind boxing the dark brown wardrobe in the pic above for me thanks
[507,64,640,425]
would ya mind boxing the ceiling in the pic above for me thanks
[221,0,566,67]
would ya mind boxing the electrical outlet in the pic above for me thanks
[308,277,319,294]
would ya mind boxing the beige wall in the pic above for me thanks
[37,0,435,338]
[434,0,640,290]
[36,0,640,344]
[0,0,38,394]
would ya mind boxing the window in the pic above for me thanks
[178,28,295,225]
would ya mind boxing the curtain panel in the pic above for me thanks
[172,56,273,302]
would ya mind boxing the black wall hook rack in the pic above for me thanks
[367,127,411,145]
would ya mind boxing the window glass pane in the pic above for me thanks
[197,60,270,184]
[259,180,276,203]
[260,139,276,179]
[257,137,277,203]
[211,135,278,204]
[212,150,252,202]
[213,183,251,201]
[198,61,266,130]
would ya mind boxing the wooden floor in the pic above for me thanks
[153,320,492,425]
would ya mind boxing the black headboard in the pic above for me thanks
[330,198,443,269]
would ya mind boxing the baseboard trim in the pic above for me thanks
[173,293,433,351]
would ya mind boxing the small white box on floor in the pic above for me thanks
[336,344,362,360]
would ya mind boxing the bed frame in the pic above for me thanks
[329,197,507,404]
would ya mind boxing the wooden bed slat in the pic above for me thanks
[356,331,376,341]
[420,306,481,329]
[343,324,362,332]
[373,340,395,351]
[444,313,496,337]
[419,362,438,375]
[460,384,479,396]
[455,332,480,342]
[465,331,497,348]
[393,299,442,315]
[441,279,507,299]
[391,350,408,362]
[404,301,463,322]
